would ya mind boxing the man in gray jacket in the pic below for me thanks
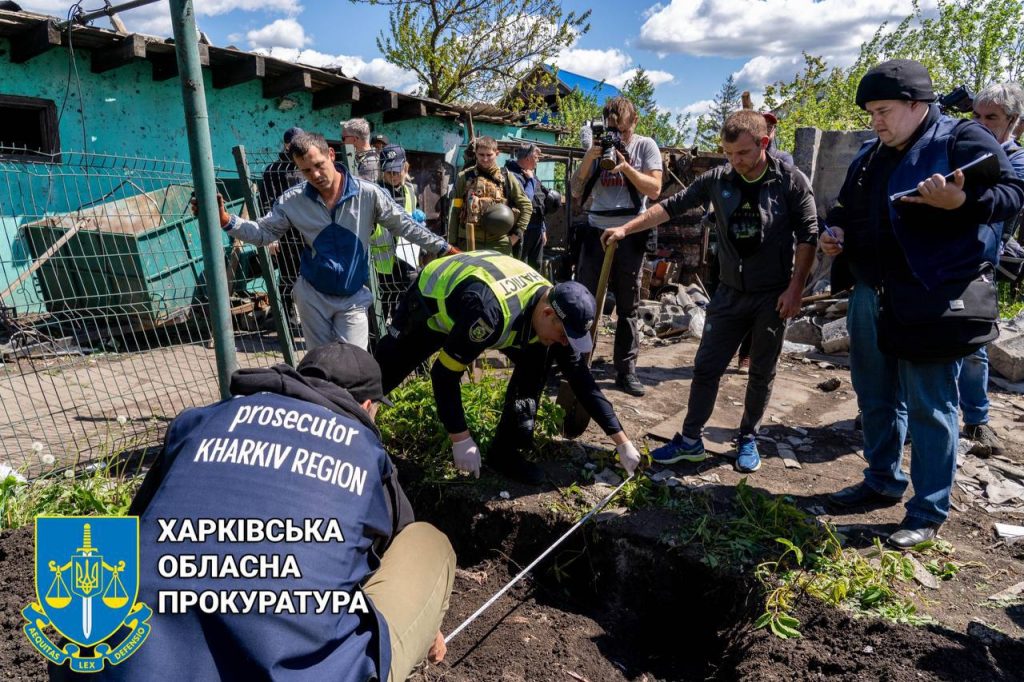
[602,110,817,473]
[205,131,457,350]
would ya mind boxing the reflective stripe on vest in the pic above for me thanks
[417,250,550,348]
[371,185,415,274]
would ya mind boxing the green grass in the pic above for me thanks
[0,464,142,531]
[999,280,1024,319]
[377,373,565,481]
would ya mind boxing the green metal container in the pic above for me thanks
[21,181,266,328]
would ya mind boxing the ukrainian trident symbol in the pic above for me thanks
[24,517,152,673]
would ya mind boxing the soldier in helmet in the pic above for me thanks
[448,136,532,254]
[374,251,642,485]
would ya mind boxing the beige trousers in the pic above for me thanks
[363,522,455,681]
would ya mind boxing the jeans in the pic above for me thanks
[957,346,990,426]
[847,284,961,525]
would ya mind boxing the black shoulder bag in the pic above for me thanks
[877,265,999,363]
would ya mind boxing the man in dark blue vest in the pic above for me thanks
[74,343,454,681]
[820,60,1024,548]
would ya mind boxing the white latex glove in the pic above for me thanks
[616,441,642,476]
[452,437,481,478]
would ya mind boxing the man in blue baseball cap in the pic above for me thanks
[374,251,641,484]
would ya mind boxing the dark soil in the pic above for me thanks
[3,336,1024,681]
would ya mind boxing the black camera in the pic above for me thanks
[938,85,975,114]
[590,122,625,171]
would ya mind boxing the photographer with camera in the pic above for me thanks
[570,97,663,396]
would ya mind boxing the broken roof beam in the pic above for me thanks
[90,34,147,74]
[350,90,398,117]
[10,19,60,63]
[262,70,313,99]
[212,53,265,89]
[312,83,360,111]
[382,100,428,124]
[151,43,209,81]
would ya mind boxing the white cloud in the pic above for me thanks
[256,48,421,93]
[679,99,715,116]
[608,68,674,89]
[247,19,310,50]
[554,48,633,83]
[18,0,301,38]
[732,55,807,89]
[554,47,676,96]
[637,0,938,62]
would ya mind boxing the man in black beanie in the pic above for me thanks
[821,59,1024,547]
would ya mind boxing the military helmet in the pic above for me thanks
[479,202,515,238]
[543,189,562,215]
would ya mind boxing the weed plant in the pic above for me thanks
[644,479,968,638]
[377,373,565,480]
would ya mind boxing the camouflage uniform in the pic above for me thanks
[447,164,532,254]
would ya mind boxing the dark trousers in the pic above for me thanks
[577,226,646,374]
[374,294,553,459]
[519,229,545,271]
[682,284,787,440]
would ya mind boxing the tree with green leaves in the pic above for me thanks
[621,67,692,147]
[762,0,1024,150]
[350,0,590,104]
[694,75,742,150]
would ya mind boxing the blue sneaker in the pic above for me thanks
[650,434,708,464]
[736,439,761,473]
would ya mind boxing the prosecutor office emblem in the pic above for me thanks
[24,517,152,673]
[469,317,494,343]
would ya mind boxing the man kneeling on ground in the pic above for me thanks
[69,343,454,682]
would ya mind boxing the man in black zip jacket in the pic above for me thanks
[820,60,1024,548]
[602,110,817,474]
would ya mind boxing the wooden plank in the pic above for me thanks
[312,83,360,110]
[776,444,803,469]
[212,54,265,89]
[151,43,209,81]
[10,20,60,63]
[90,34,147,74]
[383,100,428,124]
[351,90,398,117]
[262,70,312,99]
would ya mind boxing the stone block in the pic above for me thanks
[821,317,850,354]
[988,331,1024,382]
[785,318,822,347]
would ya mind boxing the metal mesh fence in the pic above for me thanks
[0,148,291,476]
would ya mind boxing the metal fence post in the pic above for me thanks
[232,145,297,366]
[169,0,237,397]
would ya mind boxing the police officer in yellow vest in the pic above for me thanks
[374,251,642,484]
[447,136,532,254]
[371,145,420,277]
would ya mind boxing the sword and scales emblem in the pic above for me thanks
[44,523,129,639]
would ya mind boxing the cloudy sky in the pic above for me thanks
[18,0,938,117]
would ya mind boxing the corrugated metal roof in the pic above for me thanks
[545,65,621,104]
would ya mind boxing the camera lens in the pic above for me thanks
[599,147,618,171]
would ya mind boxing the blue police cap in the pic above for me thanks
[549,281,596,355]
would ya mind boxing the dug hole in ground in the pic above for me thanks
[1,334,1023,681]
